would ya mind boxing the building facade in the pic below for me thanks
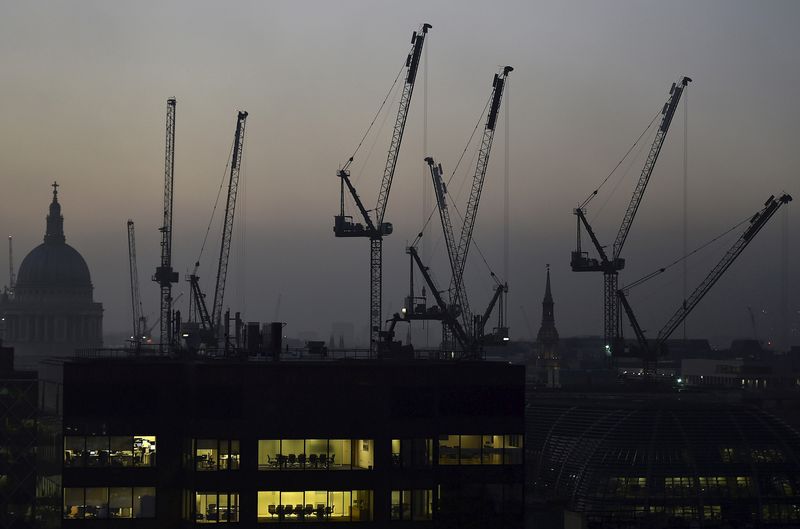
[0,343,38,528]
[527,390,800,528]
[58,356,525,528]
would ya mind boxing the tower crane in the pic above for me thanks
[211,110,248,335]
[572,76,690,356]
[127,220,148,344]
[188,110,248,346]
[153,98,179,352]
[451,67,512,307]
[334,23,431,356]
[618,193,792,373]
[407,66,511,355]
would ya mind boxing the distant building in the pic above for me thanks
[0,342,37,528]
[533,265,559,388]
[527,389,800,528]
[330,322,355,349]
[0,184,103,370]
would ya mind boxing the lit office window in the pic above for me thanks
[460,435,481,465]
[197,440,219,471]
[63,487,155,519]
[195,439,240,471]
[438,435,460,465]
[109,487,133,518]
[392,439,432,467]
[257,490,372,522]
[64,488,85,519]
[195,492,240,523]
[503,434,523,465]
[133,487,156,518]
[64,436,85,467]
[354,439,373,469]
[664,477,694,496]
[86,436,110,467]
[391,490,410,520]
[259,440,281,469]
[352,490,372,521]
[391,489,432,521]
[64,435,156,468]
[110,436,133,467]
[481,435,503,465]
[438,434,522,465]
[412,489,433,521]
[134,436,157,467]
[329,439,354,468]
[257,439,370,470]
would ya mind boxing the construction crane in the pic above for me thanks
[334,23,431,355]
[425,156,510,347]
[617,193,792,373]
[410,66,511,355]
[153,98,179,352]
[187,110,248,347]
[127,220,148,344]
[572,76,691,356]
[211,110,248,337]
[450,66,513,308]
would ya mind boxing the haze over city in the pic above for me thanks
[1,0,797,346]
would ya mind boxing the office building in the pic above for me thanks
[57,354,525,527]
[527,389,800,528]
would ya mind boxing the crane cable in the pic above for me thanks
[621,213,753,292]
[196,138,235,269]
[411,93,492,248]
[411,91,504,287]
[578,110,661,210]
[340,58,408,171]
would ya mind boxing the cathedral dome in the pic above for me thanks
[15,182,93,292]
[17,242,91,288]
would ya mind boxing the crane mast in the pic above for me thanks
[211,110,248,339]
[153,98,179,352]
[334,24,431,355]
[451,66,513,309]
[127,220,146,343]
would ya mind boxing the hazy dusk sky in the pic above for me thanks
[1,1,798,346]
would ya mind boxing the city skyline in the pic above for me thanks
[1,1,798,347]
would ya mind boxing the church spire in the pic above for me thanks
[536,264,560,388]
[44,181,65,244]
[537,264,558,344]
[544,263,553,304]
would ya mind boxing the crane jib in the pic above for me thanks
[487,77,505,131]
[405,23,430,86]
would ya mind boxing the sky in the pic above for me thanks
[1,0,798,348]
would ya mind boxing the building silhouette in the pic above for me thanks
[535,265,559,388]
[0,183,102,370]
[528,390,800,528]
[55,354,524,527]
